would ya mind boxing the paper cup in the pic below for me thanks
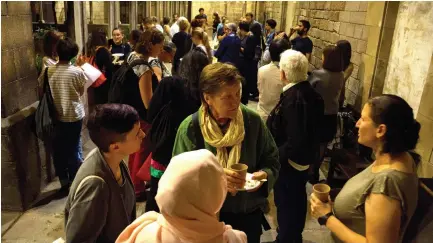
[230,163,248,188]
[313,183,331,203]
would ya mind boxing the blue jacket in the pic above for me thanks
[214,33,241,65]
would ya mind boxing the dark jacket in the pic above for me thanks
[147,76,202,167]
[64,148,136,243]
[173,104,280,214]
[267,81,324,168]
[214,33,241,65]
[172,31,193,73]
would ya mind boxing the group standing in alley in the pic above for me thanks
[35,8,421,243]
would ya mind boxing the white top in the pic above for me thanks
[42,56,57,70]
[170,23,179,37]
[155,24,164,33]
[38,64,87,122]
[257,62,284,121]
[128,53,151,78]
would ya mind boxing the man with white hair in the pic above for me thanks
[266,50,324,243]
[170,16,187,37]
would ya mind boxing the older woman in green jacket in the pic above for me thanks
[172,63,280,243]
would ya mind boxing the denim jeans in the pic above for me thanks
[53,119,83,187]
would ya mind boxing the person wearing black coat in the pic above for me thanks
[267,50,324,243]
[145,48,210,213]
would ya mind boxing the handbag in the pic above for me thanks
[35,67,57,141]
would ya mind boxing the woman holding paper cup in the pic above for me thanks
[310,94,420,243]
[173,62,280,243]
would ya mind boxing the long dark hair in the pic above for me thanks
[250,22,265,51]
[86,29,108,56]
[323,45,344,72]
[177,48,210,101]
[43,30,61,59]
[213,12,220,24]
[367,94,421,165]
[336,40,352,70]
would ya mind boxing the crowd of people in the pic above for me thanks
[36,7,421,243]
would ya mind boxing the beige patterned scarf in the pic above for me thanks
[199,105,245,168]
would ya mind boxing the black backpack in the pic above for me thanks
[108,58,152,103]
[35,68,57,141]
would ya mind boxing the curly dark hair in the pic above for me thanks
[367,94,421,164]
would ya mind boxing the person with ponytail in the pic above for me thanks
[310,94,420,243]
[191,27,213,63]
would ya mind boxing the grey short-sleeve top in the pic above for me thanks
[331,164,418,243]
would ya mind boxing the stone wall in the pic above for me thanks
[383,1,433,177]
[1,1,54,211]
[85,1,109,24]
[293,1,370,110]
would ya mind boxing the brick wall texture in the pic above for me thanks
[1,2,38,118]
[293,1,369,108]
[2,2,55,211]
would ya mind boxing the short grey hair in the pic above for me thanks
[226,23,237,33]
[279,49,309,83]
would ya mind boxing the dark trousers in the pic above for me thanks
[220,209,263,243]
[145,176,160,213]
[244,59,259,97]
[274,165,309,243]
[310,114,338,183]
[53,119,83,187]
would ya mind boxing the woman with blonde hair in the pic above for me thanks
[191,27,213,63]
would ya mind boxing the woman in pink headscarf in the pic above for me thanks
[116,149,247,243]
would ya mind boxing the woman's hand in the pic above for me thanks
[310,193,333,219]
[224,168,246,196]
[247,170,268,192]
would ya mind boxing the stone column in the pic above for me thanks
[382,1,433,177]
[73,1,85,52]
[109,1,115,37]
[1,1,53,211]
[130,1,137,30]
[114,1,120,25]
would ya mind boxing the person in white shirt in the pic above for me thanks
[170,16,188,37]
[152,16,164,33]
[257,38,291,121]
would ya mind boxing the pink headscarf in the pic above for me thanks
[116,149,247,243]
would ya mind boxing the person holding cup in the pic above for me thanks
[310,95,420,243]
[173,62,280,243]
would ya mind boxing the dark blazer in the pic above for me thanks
[267,81,324,167]
[214,33,241,65]
[65,148,136,243]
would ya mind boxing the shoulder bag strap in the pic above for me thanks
[192,112,205,150]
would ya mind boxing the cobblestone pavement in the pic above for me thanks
[2,101,330,243]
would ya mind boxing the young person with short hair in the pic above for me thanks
[289,20,313,61]
[65,104,145,243]
[38,37,87,191]
[265,19,277,47]
[109,28,131,61]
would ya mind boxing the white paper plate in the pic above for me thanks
[112,53,124,57]
[237,173,261,192]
